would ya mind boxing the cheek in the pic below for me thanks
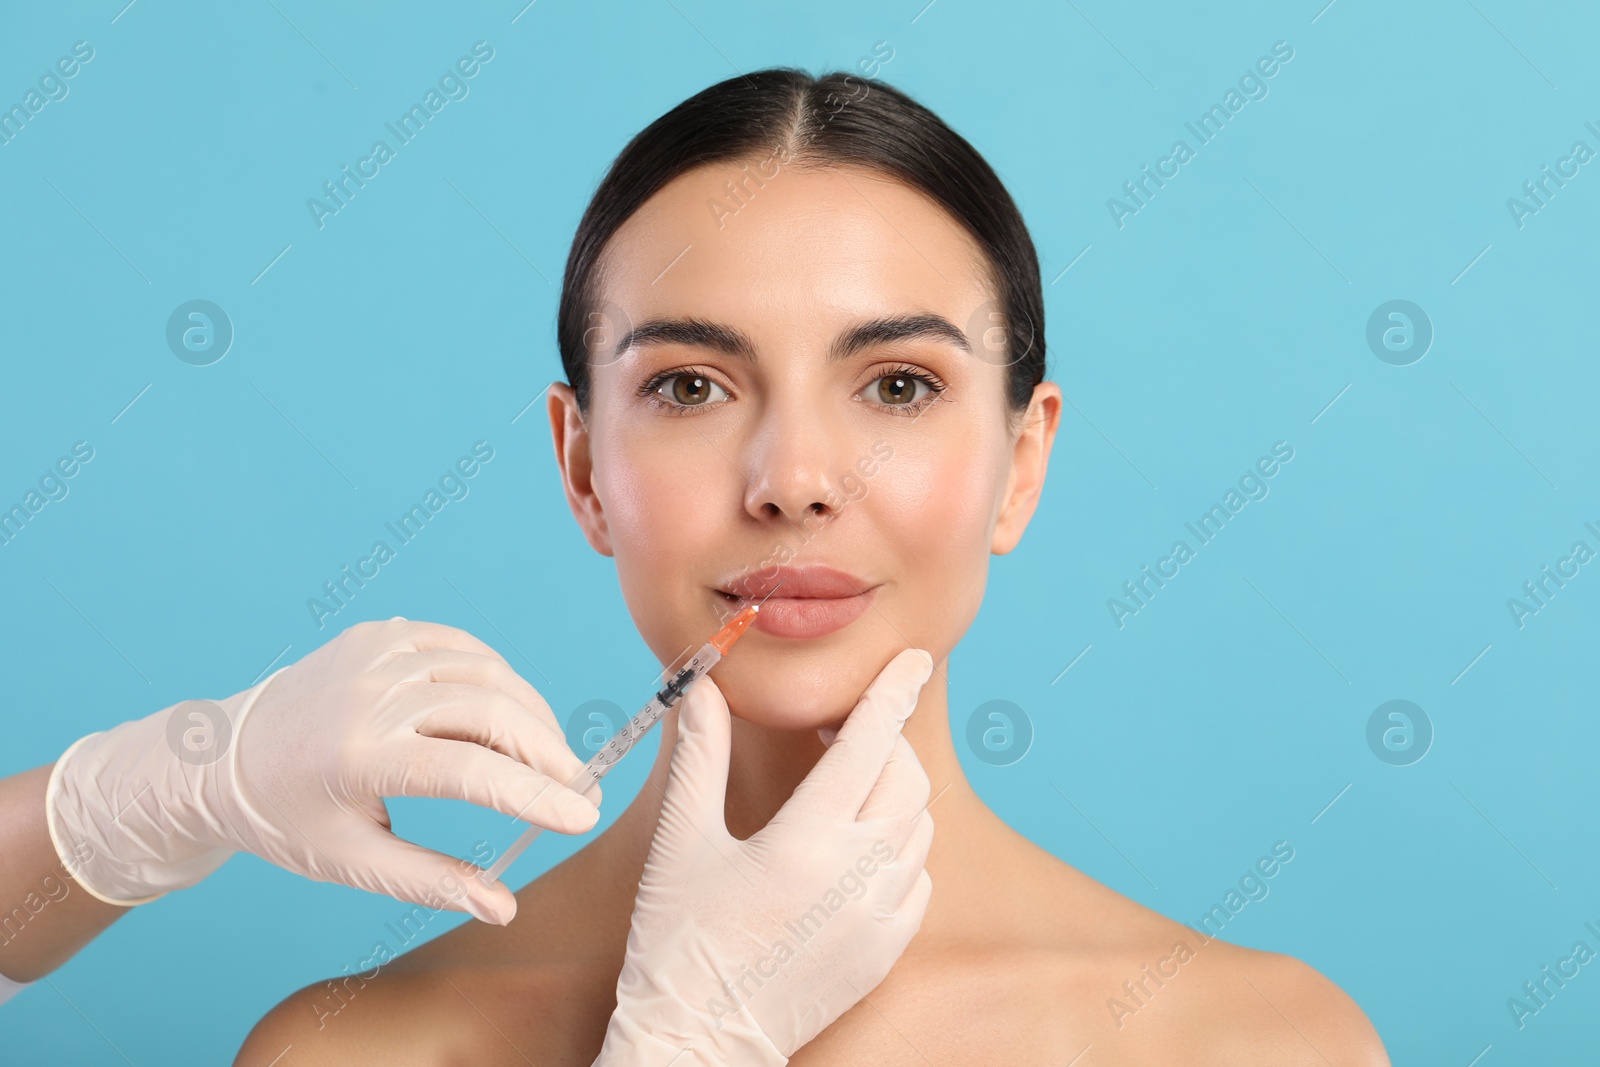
[597,448,681,568]
[879,434,1005,567]
[872,434,1005,630]
[593,428,740,651]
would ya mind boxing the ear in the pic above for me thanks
[548,382,614,557]
[991,381,1062,556]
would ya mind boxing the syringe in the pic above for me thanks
[479,601,762,886]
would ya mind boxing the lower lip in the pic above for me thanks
[726,588,877,639]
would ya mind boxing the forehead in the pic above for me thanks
[595,161,994,334]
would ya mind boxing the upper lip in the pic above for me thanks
[717,564,875,600]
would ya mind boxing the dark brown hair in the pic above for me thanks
[557,67,1045,419]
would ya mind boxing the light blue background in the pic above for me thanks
[3,1,1597,1063]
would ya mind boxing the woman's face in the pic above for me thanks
[550,159,1059,730]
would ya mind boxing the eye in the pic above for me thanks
[857,365,946,414]
[640,370,731,413]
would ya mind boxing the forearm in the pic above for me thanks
[0,763,132,982]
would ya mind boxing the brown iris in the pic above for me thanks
[670,375,713,405]
[876,374,917,405]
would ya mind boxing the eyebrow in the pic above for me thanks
[612,312,972,365]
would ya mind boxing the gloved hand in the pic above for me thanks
[45,617,601,925]
[593,647,938,1067]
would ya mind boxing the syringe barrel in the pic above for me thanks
[479,641,724,886]
[574,641,722,787]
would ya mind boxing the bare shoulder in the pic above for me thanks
[234,953,617,1067]
[234,850,631,1066]
[232,963,459,1067]
[986,839,1389,1065]
[1124,936,1390,1066]
[1219,944,1389,1064]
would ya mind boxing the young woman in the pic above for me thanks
[239,68,1389,1065]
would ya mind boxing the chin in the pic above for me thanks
[706,647,882,731]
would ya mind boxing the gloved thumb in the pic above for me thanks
[349,823,517,926]
[659,673,734,839]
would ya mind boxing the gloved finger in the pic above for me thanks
[387,648,566,739]
[842,868,930,1001]
[778,649,934,822]
[658,673,734,839]
[387,736,600,834]
[855,733,931,824]
[389,618,506,660]
[343,821,519,926]
[408,681,594,797]
[890,868,933,939]
[865,811,934,913]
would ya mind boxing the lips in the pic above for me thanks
[716,564,878,639]
[718,564,872,601]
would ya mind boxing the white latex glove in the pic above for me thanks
[45,617,600,925]
[594,647,938,1067]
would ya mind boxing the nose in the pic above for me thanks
[741,403,853,530]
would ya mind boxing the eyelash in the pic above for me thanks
[637,363,948,417]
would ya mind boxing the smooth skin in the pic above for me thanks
[0,765,131,983]
[238,156,1389,1065]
